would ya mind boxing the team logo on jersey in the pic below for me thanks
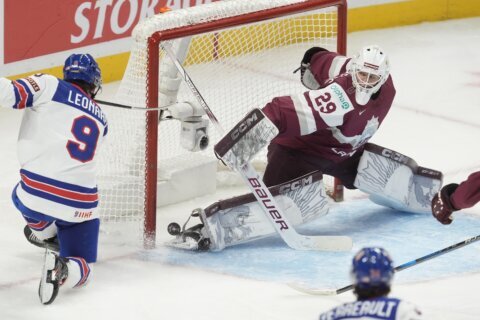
[329,116,380,153]
[329,84,351,110]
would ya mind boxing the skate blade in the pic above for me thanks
[39,250,56,304]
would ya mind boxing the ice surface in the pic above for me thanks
[1,17,479,320]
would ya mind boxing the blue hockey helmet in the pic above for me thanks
[63,53,102,94]
[351,247,394,290]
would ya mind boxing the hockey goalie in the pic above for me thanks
[165,44,442,251]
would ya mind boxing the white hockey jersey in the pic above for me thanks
[319,297,423,320]
[0,74,108,222]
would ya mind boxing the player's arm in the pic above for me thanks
[296,47,349,89]
[0,78,16,108]
[432,170,480,224]
[451,170,480,209]
[0,75,46,110]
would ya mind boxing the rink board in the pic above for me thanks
[145,199,480,289]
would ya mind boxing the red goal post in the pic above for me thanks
[99,0,347,248]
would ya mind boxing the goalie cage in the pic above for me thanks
[96,0,348,248]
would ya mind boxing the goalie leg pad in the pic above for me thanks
[354,143,443,214]
[201,171,329,251]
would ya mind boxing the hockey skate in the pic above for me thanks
[165,208,211,251]
[39,249,68,305]
[24,225,59,252]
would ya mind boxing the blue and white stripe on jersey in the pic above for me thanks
[19,169,98,209]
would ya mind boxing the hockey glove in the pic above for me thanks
[293,47,327,90]
[431,183,459,225]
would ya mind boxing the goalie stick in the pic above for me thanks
[161,43,352,251]
[288,233,480,295]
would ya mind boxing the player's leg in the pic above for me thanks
[11,186,59,250]
[264,143,362,189]
[57,218,99,263]
[354,143,442,214]
[167,171,330,251]
[39,250,69,304]
[39,218,99,304]
[263,143,320,186]
[321,152,362,189]
[23,220,60,251]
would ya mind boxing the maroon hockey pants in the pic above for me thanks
[263,143,361,189]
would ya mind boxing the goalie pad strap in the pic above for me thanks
[363,143,442,179]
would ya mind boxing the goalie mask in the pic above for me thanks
[348,45,390,106]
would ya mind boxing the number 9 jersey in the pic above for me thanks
[0,74,108,222]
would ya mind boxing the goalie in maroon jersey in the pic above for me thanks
[168,45,442,252]
[431,170,480,224]
[216,44,442,217]
[260,45,395,189]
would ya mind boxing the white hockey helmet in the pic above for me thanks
[348,45,390,105]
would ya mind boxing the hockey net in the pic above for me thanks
[97,0,347,247]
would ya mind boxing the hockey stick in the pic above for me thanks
[288,233,480,295]
[161,43,352,251]
[95,99,169,111]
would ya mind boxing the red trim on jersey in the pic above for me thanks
[27,220,49,230]
[21,174,98,202]
[13,81,28,109]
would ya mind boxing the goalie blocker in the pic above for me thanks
[166,171,330,251]
[214,108,278,170]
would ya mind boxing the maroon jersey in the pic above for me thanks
[451,171,480,210]
[262,51,396,163]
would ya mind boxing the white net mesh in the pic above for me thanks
[97,0,342,226]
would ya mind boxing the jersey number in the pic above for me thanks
[313,92,337,114]
[67,116,100,163]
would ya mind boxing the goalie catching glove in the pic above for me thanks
[214,108,278,170]
[294,47,328,90]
